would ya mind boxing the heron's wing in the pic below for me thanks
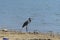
[22,21,28,28]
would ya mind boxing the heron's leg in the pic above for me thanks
[26,26,28,32]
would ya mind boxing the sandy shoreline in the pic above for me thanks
[0,30,59,40]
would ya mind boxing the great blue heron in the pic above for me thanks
[22,18,31,32]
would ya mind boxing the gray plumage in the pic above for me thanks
[22,18,31,28]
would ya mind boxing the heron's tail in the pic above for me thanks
[22,25,24,28]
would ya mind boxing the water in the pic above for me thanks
[0,0,60,32]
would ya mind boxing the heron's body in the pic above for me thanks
[22,18,31,32]
[22,20,29,28]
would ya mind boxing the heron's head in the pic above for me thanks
[28,18,32,22]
